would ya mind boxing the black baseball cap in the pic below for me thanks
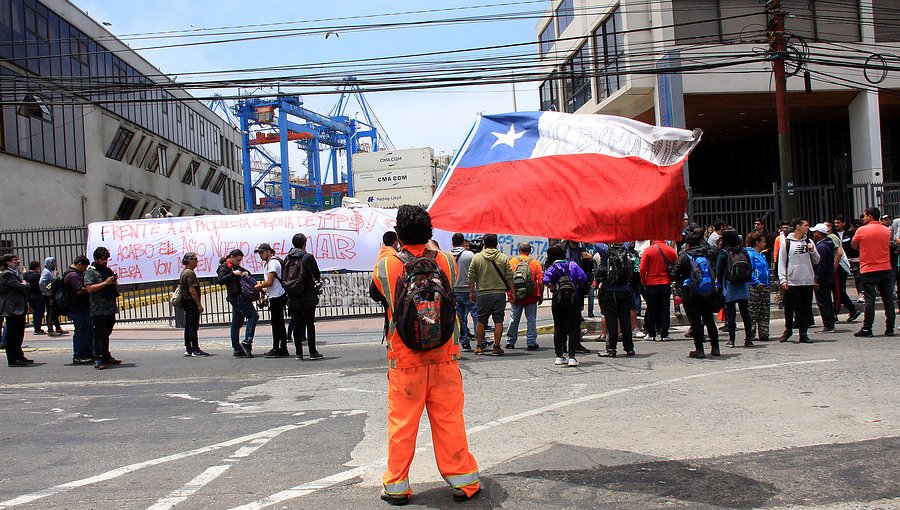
[254,243,273,253]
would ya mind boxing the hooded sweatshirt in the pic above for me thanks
[39,257,56,296]
[777,234,821,287]
[450,246,474,292]
[467,248,512,295]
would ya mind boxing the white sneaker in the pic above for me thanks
[643,334,656,341]
[632,328,643,338]
[660,336,670,342]
[555,357,568,366]
[567,357,579,367]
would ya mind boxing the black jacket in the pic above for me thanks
[674,245,717,291]
[217,260,249,298]
[0,268,28,317]
[286,247,321,309]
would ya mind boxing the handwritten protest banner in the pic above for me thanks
[86,208,454,285]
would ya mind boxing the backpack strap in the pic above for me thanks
[488,259,510,291]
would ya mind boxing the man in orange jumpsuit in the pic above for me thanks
[372,205,481,506]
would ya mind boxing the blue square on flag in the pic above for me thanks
[455,112,540,168]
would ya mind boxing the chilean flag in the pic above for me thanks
[427,111,702,242]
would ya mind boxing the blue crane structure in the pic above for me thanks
[231,91,380,213]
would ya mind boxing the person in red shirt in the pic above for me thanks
[372,206,480,506]
[505,242,544,350]
[850,206,895,337]
[640,240,678,341]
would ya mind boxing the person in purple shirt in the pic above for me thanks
[542,245,588,367]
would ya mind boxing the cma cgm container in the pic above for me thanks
[352,147,434,173]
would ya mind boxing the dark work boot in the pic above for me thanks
[689,341,706,359]
[710,341,721,356]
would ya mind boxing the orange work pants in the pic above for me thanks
[382,361,480,497]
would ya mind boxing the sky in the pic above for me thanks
[72,0,542,162]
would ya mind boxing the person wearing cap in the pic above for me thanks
[777,218,820,344]
[254,243,289,358]
[179,252,207,356]
[851,207,895,337]
[811,224,837,333]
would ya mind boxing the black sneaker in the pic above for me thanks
[380,489,409,506]
[798,336,813,344]
[847,310,861,322]
[102,357,122,365]
[854,329,874,338]
[598,351,616,358]
[780,331,793,343]
[744,340,754,347]
[94,360,109,370]
[460,344,472,352]
[526,344,540,351]
[688,350,706,359]
[574,345,591,354]
[233,351,247,357]
[184,350,194,357]
[73,357,93,365]
[278,349,290,357]
[504,343,515,349]
[295,354,304,360]
[452,487,480,502]
[885,330,895,337]
[240,342,254,358]
[710,345,721,356]
[263,349,282,358]
[308,352,324,360]
[193,349,210,356]
[625,350,636,357]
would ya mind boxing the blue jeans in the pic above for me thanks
[454,291,476,346]
[587,286,595,316]
[69,309,93,358]
[228,295,259,352]
[507,302,538,347]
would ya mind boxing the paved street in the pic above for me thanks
[1,311,898,510]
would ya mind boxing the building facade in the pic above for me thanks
[536,0,900,198]
[0,0,244,229]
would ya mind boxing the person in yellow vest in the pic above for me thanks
[372,205,480,506]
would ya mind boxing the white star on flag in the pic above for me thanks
[489,124,525,149]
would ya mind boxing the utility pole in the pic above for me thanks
[768,0,795,219]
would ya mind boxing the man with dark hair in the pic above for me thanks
[286,233,323,359]
[378,231,400,261]
[372,205,480,505]
[674,233,720,359]
[84,247,122,369]
[1,253,32,367]
[217,249,258,358]
[753,218,776,265]
[708,219,726,248]
[777,218,819,343]
[22,260,45,335]
[255,243,288,358]
[64,256,93,364]
[505,242,543,350]
[468,233,513,356]
[851,207,895,337]
[450,233,476,351]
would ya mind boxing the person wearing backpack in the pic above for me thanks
[674,232,721,358]
[216,249,259,358]
[83,247,123,370]
[716,229,753,348]
[543,244,587,367]
[595,243,637,358]
[640,240,677,342]
[371,206,480,506]
[63,256,93,364]
[745,232,771,342]
[284,233,323,360]
[254,243,289,358]
[777,218,820,343]
[505,242,543,351]
[811,224,838,333]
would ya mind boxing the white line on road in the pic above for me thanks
[230,358,839,510]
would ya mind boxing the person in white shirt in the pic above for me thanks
[255,243,288,357]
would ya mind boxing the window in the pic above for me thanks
[175,103,182,123]
[556,0,575,35]
[167,152,181,178]
[562,43,592,113]
[105,127,134,161]
[189,112,195,131]
[539,21,555,58]
[182,160,200,185]
[146,153,159,173]
[212,173,228,194]
[539,76,559,112]
[200,167,217,190]
[157,145,169,175]
[875,0,900,41]
[17,93,53,122]
[114,196,139,220]
[24,5,49,41]
[593,8,625,102]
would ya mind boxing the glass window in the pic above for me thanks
[673,0,720,44]
[17,93,53,121]
[212,173,228,194]
[539,77,559,112]
[105,127,134,161]
[556,0,574,35]
[114,196,139,220]
[593,7,625,102]
[539,21,555,58]
[562,43,592,113]
[182,160,200,185]
[200,167,217,190]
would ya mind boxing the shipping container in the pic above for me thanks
[353,167,436,192]
[353,186,435,209]
[352,147,434,173]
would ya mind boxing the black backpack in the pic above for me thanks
[239,274,261,302]
[49,276,69,314]
[726,248,752,283]
[605,244,634,286]
[553,264,578,307]
[392,250,457,351]
[282,253,306,294]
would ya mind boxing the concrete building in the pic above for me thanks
[536,0,900,198]
[0,0,244,229]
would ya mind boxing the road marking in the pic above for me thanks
[145,418,327,510]
[231,358,839,510]
[166,393,256,410]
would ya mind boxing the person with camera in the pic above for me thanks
[254,243,288,358]
[851,207,895,337]
[777,218,820,344]
[217,249,258,358]
[84,247,123,370]
[285,233,323,360]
